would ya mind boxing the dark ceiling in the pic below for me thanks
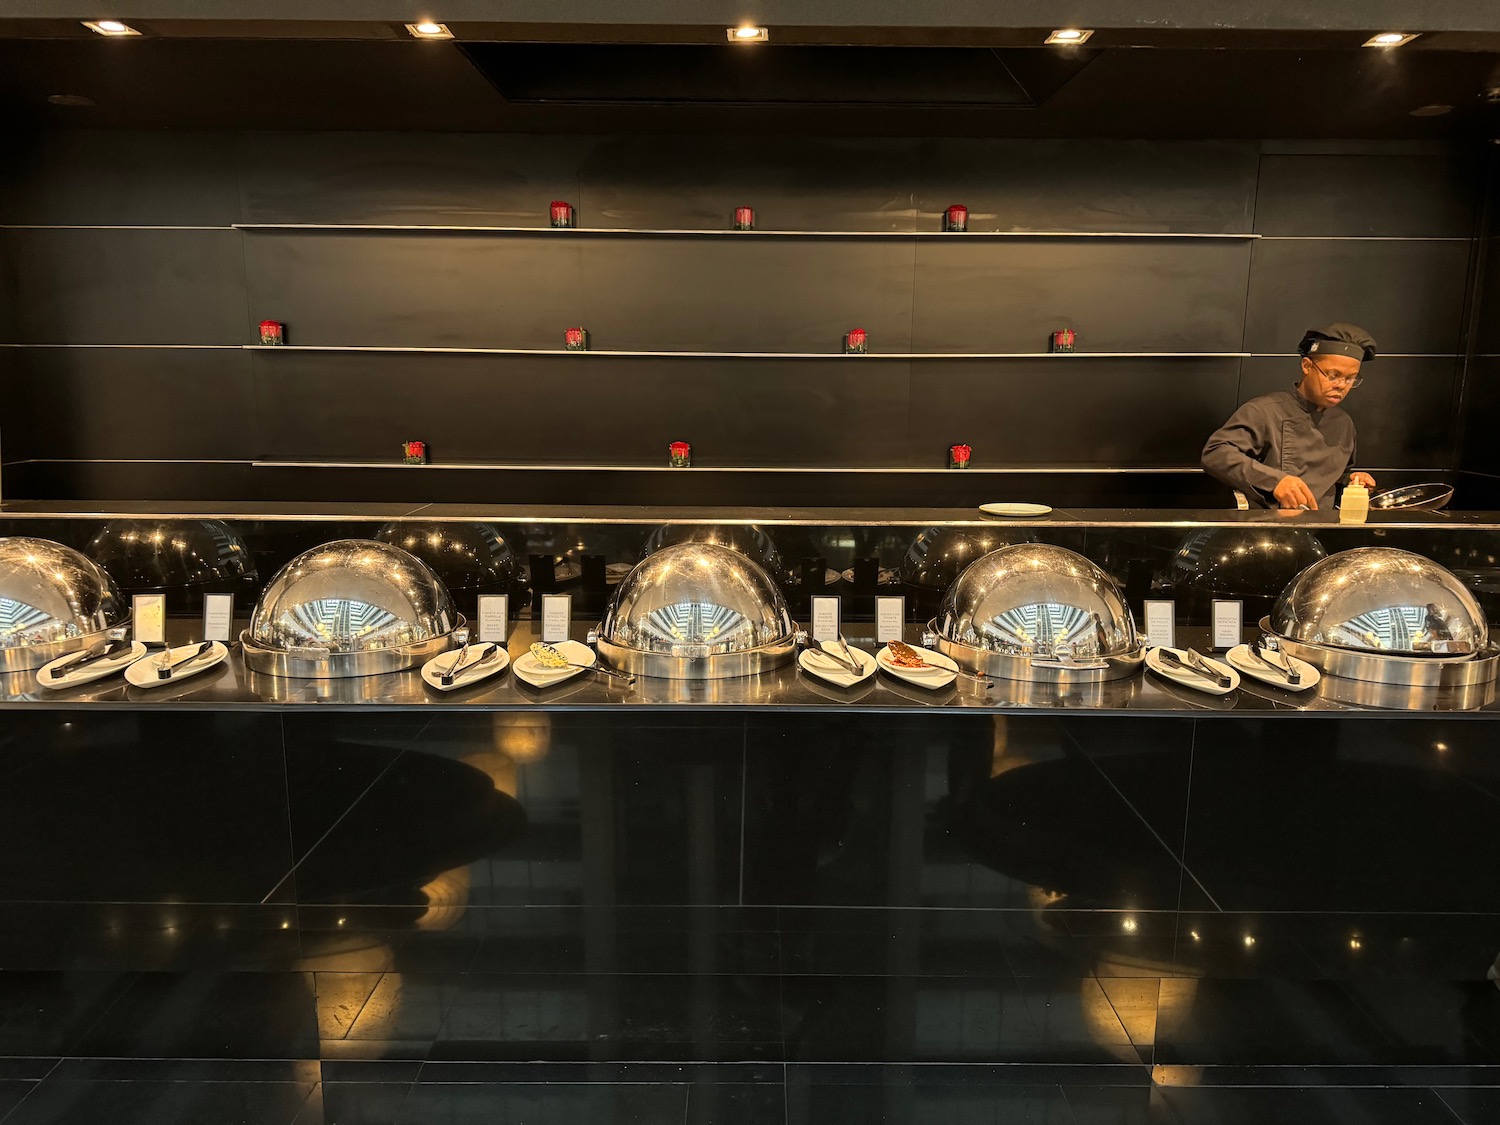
[2,35,1499,138]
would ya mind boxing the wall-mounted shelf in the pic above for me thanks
[251,460,1207,474]
[232,223,1260,240]
[245,345,1249,359]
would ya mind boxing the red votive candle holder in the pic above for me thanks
[843,328,868,354]
[943,204,969,232]
[259,320,284,345]
[550,200,576,228]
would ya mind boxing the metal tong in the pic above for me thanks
[157,641,215,680]
[1158,647,1231,689]
[439,627,474,685]
[48,629,130,680]
[441,635,504,686]
[804,636,863,676]
[1248,636,1301,685]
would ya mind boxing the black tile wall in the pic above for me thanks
[0,132,1491,502]
[1242,236,1472,356]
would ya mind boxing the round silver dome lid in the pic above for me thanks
[0,537,126,671]
[373,521,518,591]
[597,542,795,679]
[85,519,257,590]
[241,539,461,678]
[1270,547,1488,656]
[639,524,786,582]
[932,544,1142,682]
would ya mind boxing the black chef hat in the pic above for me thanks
[1298,323,1377,363]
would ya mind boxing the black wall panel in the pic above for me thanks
[241,232,583,349]
[904,357,1241,467]
[3,347,254,461]
[0,131,1490,503]
[0,229,246,346]
[1461,353,1500,477]
[1252,151,1482,238]
[1236,356,1461,469]
[1241,237,1471,355]
[910,240,1251,353]
[239,132,581,226]
[251,352,911,465]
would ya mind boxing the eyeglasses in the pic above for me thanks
[1308,358,1363,389]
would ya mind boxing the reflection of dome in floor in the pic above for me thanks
[952,748,1500,912]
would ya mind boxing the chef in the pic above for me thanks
[1202,323,1378,510]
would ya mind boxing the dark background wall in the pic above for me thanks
[0,131,1485,505]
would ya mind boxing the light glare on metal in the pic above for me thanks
[1363,32,1418,47]
[83,19,140,35]
[1045,28,1094,45]
[727,25,769,42]
[405,21,453,39]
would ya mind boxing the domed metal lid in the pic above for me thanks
[373,521,517,590]
[1169,527,1325,597]
[602,542,792,658]
[86,519,257,589]
[247,539,457,655]
[936,544,1139,660]
[0,537,124,655]
[1271,547,1488,655]
[640,524,786,582]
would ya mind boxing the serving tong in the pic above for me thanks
[156,641,215,680]
[1247,635,1301,685]
[47,627,130,680]
[439,629,506,686]
[1158,647,1231,689]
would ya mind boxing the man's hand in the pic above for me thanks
[1273,475,1318,510]
[1349,471,1377,490]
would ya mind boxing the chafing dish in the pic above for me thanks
[374,520,520,614]
[0,537,127,672]
[931,544,1144,683]
[241,539,461,678]
[1167,527,1324,620]
[1266,547,1498,689]
[596,542,796,679]
[901,526,1037,615]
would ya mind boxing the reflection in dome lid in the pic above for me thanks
[1271,547,1489,656]
[0,537,125,669]
[937,544,1138,660]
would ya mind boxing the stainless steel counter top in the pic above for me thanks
[3,619,1493,716]
[0,500,1492,530]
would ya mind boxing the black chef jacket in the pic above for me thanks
[1201,387,1357,510]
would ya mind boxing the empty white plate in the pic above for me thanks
[876,642,959,689]
[798,641,877,687]
[124,641,229,689]
[513,639,597,688]
[421,643,510,691]
[37,641,146,690]
[980,503,1053,517]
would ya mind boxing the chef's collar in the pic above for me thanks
[1291,385,1322,415]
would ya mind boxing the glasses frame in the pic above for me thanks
[1307,357,1363,390]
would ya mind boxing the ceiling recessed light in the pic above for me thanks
[83,19,139,36]
[1363,32,1419,47]
[727,25,769,42]
[1046,28,1094,45]
[405,21,453,39]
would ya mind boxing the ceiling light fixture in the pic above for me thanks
[1046,28,1094,45]
[727,25,769,42]
[1363,32,1419,47]
[83,19,139,35]
[405,21,453,39]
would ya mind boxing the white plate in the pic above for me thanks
[876,642,959,689]
[980,502,1053,518]
[37,641,147,690]
[839,568,898,585]
[512,639,597,688]
[1146,647,1239,696]
[124,641,229,689]
[798,641,877,687]
[421,643,511,691]
[1225,643,1319,692]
